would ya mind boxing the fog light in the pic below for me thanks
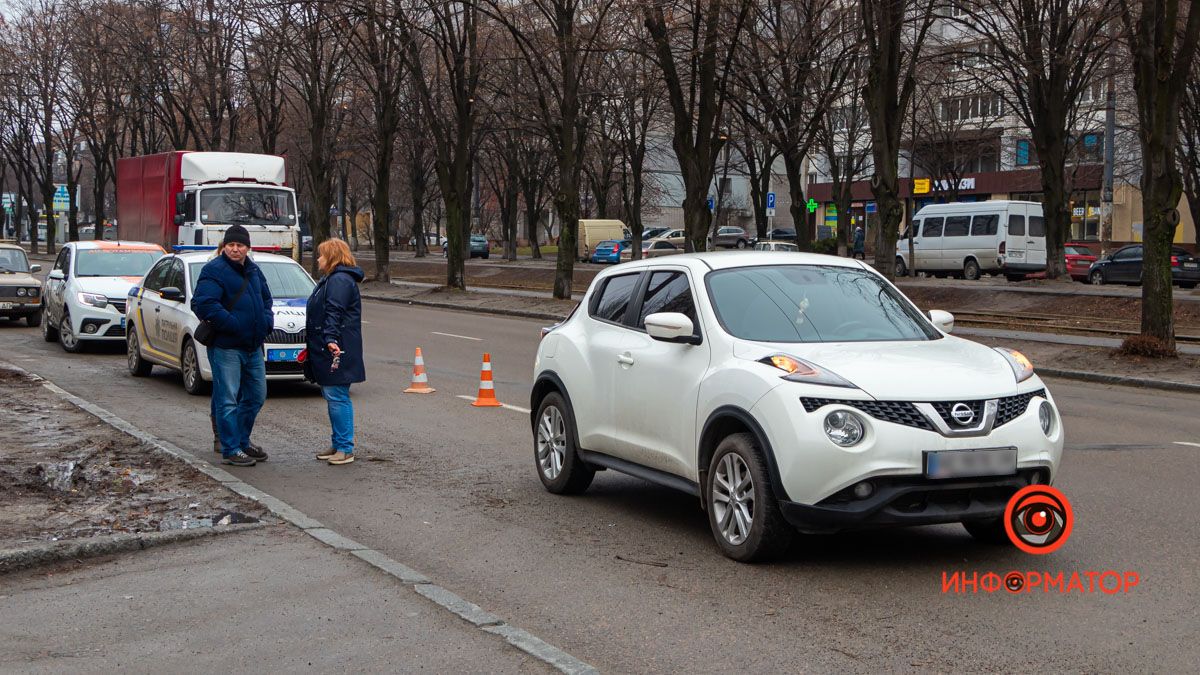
[852,481,874,499]
[83,323,98,334]
[1039,401,1054,436]
[824,410,865,447]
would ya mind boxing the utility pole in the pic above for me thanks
[1101,32,1117,255]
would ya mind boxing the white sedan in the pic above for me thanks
[125,250,315,394]
[41,241,166,352]
[531,252,1063,561]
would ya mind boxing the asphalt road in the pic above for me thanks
[2,302,1198,672]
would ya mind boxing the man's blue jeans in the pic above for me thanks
[209,347,267,457]
[321,385,354,454]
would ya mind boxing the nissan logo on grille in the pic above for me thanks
[950,403,975,425]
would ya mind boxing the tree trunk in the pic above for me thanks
[782,152,810,251]
[1034,132,1070,279]
[1139,148,1180,348]
[372,147,393,282]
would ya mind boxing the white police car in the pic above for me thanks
[41,241,166,352]
[125,249,315,394]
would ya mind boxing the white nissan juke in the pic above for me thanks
[531,252,1064,562]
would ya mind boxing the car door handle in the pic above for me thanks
[617,353,635,366]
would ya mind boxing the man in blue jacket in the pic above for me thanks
[192,225,274,466]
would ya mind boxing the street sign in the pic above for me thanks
[805,198,818,213]
[765,208,776,217]
[707,197,714,212]
[865,202,877,214]
[52,184,71,213]
[766,192,776,209]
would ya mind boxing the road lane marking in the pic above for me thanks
[456,394,531,414]
[1174,441,1200,448]
[432,331,482,341]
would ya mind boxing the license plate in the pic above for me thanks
[1008,250,1025,259]
[1184,262,1198,269]
[925,447,1017,480]
[267,348,304,362]
[0,302,12,310]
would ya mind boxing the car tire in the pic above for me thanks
[736,239,747,249]
[533,391,594,495]
[963,259,981,281]
[1089,269,1105,285]
[705,433,794,562]
[41,303,58,342]
[962,517,1010,545]
[895,257,908,277]
[127,329,153,377]
[1180,282,1197,290]
[482,253,489,260]
[59,310,83,353]
[25,309,42,328]
[181,338,209,395]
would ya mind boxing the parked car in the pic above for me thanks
[644,240,682,258]
[764,228,797,243]
[443,234,491,259]
[640,227,671,242]
[754,241,799,252]
[1064,242,1098,282]
[577,219,627,262]
[896,200,1047,281]
[126,250,316,394]
[1087,244,1200,289]
[711,226,751,249]
[0,243,43,326]
[531,251,1063,561]
[590,240,626,264]
[41,241,165,353]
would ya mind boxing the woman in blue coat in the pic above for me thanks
[306,239,365,465]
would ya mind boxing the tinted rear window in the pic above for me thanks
[1008,215,1025,236]
[590,273,640,324]
[1028,216,1046,237]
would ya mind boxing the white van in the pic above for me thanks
[577,219,627,262]
[896,200,1046,280]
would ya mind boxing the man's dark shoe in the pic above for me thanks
[222,452,256,467]
[244,444,268,462]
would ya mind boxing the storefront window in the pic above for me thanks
[1069,190,1100,241]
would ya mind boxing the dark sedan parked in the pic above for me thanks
[763,227,797,243]
[1088,244,1200,289]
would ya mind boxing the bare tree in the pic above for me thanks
[642,0,752,253]
[957,0,1117,279]
[859,0,937,278]
[1180,63,1200,242]
[605,42,664,259]
[1118,0,1200,349]
[816,56,873,258]
[240,2,290,154]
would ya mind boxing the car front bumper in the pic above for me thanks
[753,385,1063,532]
[0,300,41,316]
[70,303,126,340]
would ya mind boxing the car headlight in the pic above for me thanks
[824,410,865,446]
[27,287,38,297]
[760,354,856,388]
[16,288,26,296]
[994,347,1034,382]
[77,292,109,308]
[1039,400,1055,436]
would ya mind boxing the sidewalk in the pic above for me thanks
[361,282,1200,394]
[0,526,548,673]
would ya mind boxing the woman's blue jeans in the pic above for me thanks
[321,385,354,454]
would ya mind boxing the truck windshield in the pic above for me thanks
[75,250,164,277]
[199,188,296,226]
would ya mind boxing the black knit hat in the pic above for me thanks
[222,224,252,247]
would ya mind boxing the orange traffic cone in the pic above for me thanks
[471,353,503,407]
[404,347,436,394]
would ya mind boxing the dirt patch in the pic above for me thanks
[0,369,266,551]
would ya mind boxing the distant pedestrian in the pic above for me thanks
[852,225,866,260]
[306,239,366,466]
[192,225,274,467]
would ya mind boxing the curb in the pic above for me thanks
[1038,368,1200,394]
[361,291,569,322]
[2,361,598,674]
[0,523,267,575]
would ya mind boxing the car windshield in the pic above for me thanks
[199,188,296,226]
[0,249,31,273]
[189,260,315,299]
[75,250,163,277]
[706,265,939,343]
[1065,246,1093,256]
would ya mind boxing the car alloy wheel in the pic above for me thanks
[736,239,747,249]
[1090,269,1105,285]
[182,339,207,395]
[127,330,153,377]
[537,406,566,481]
[533,391,594,494]
[59,311,81,353]
[712,453,755,546]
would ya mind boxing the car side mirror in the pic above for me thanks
[30,264,41,273]
[645,312,701,345]
[48,270,64,281]
[928,309,955,333]
[174,214,185,226]
[176,193,187,215]
[159,286,184,303]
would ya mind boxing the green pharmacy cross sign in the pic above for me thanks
[806,198,818,213]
